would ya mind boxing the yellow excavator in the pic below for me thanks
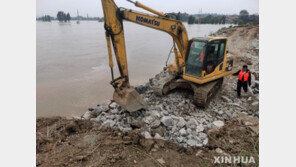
[101,0,234,112]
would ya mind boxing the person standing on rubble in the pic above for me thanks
[232,65,252,98]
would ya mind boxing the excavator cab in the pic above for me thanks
[183,37,233,84]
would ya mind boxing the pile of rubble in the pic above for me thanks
[81,25,260,147]
[81,74,259,147]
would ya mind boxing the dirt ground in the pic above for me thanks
[36,114,258,167]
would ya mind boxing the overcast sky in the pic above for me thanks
[37,0,259,17]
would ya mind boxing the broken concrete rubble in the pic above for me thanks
[161,116,174,127]
[81,77,259,148]
[213,120,225,128]
[93,105,109,116]
[81,25,259,148]
[141,131,152,139]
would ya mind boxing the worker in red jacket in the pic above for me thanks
[232,65,252,98]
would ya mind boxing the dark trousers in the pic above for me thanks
[237,80,248,97]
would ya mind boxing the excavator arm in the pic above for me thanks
[101,0,189,112]
[121,6,189,60]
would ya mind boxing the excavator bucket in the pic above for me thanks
[113,87,148,112]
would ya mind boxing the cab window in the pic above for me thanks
[218,40,226,65]
[185,41,206,77]
[204,39,226,74]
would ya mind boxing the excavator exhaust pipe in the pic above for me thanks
[113,87,148,112]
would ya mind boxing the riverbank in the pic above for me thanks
[37,24,259,166]
[37,115,258,166]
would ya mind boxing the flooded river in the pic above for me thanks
[37,21,231,117]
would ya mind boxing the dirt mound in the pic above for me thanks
[36,115,258,167]
[36,117,94,154]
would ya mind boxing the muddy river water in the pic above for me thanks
[37,21,231,117]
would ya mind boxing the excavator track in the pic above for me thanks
[149,70,177,96]
[150,69,224,107]
[192,78,223,107]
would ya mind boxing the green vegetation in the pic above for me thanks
[166,12,189,22]
[39,15,51,22]
[66,13,71,21]
[238,20,245,26]
[188,15,226,24]
[57,11,71,22]
[36,10,258,25]
[236,9,259,25]
[183,10,258,25]
[198,15,226,24]
[36,15,104,22]
[188,15,195,24]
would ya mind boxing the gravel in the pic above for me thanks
[161,116,174,127]
[213,120,225,128]
[82,67,259,148]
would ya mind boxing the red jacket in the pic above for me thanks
[238,70,249,82]
[233,69,251,85]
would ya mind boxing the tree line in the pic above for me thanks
[37,11,104,22]
[188,15,226,24]
[57,11,71,22]
[236,10,259,25]
[37,10,258,25]
[187,10,258,25]
[38,15,52,22]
